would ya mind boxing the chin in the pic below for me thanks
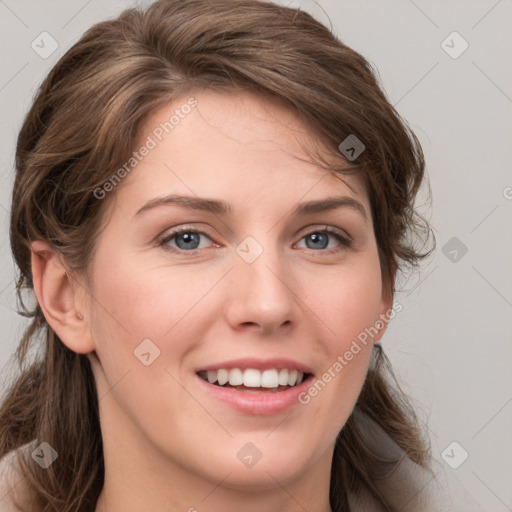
[196,441,317,490]
[215,460,309,491]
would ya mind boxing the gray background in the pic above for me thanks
[1,0,511,510]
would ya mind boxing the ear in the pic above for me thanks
[372,285,396,344]
[31,240,95,354]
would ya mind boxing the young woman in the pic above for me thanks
[0,0,437,510]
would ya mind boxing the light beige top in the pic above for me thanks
[0,441,36,512]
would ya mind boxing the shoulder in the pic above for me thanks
[0,442,36,512]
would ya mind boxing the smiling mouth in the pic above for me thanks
[196,368,313,393]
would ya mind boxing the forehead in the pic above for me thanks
[107,89,369,218]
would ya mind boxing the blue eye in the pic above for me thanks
[160,228,212,252]
[297,228,352,252]
[159,226,352,254]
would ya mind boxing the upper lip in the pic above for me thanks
[196,357,314,375]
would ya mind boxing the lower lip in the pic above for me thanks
[195,374,313,415]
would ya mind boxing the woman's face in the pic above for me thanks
[84,89,391,498]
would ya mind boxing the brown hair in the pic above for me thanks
[0,0,435,510]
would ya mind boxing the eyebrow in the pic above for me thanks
[134,194,368,221]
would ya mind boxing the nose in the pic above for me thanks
[223,240,300,335]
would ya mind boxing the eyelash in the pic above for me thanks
[158,225,353,255]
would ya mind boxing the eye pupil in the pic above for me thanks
[176,232,200,250]
[306,232,328,250]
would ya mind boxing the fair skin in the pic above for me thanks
[31,89,392,512]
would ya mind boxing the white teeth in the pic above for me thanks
[228,368,243,386]
[217,369,229,386]
[278,369,289,386]
[261,369,279,388]
[287,370,298,386]
[243,368,261,387]
[199,368,308,389]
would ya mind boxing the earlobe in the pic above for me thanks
[31,240,94,354]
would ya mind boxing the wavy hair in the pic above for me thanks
[0,0,435,510]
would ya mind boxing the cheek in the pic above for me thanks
[299,256,383,423]
[89,254,221,343]
[317,256,384,342]
[86,256,209,428]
